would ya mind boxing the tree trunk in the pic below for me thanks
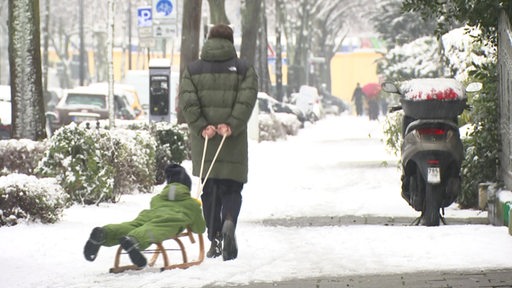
[275,0,284,101]
[177,0,202,124]
[240,0,260,65]
[42,0,49,93]
[207,0,230,24]
[8,0,46,140]
[256,1,271,94]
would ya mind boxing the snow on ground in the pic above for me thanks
[1,114,510,288]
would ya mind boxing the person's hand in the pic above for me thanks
[217,123,232,137]
[202,125,217,139]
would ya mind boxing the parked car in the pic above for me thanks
[292,85,324,122]
[257,92,302,137]
[322,93,349,115]
[88,82,145,119]
[48,86,136,130]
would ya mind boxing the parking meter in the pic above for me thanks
[149,58,172,122]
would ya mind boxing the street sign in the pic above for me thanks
[152,0,177,22]
[151,0,176,38]
[137,6,152,27]
[138,26,153,38]
[137,6,154,48]
[153,20,176,38]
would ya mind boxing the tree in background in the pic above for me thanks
[208,0,230,24]
[310,1,355,92]
[274,0,361,96]
[8,0,46,140]
[177,0,202,124]
[240,0,260,66]
[402,0,512,46]
[371,0,438,49]
[240,0,267,92]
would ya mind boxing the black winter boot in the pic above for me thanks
[222,220,238,261]
[206,233,222,258]
[83,227,105,261]
[120,236,147,268]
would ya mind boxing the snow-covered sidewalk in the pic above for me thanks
[1,114,510,288]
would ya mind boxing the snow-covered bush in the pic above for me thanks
[378,36,442,80]
[36,124,120,205]
[459,65,499,208]
[148,122,188,184]
[0,174,69,227]
[275,113,301,136]
[0,139,48,176]
[24,120,188,205]
[258,114,287,142]
[108,128,157,195]
[382,110,403,159]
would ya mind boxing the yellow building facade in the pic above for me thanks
[330,51,383,103]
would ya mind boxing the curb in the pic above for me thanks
[482,183,512,235]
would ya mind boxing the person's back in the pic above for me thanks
[352,83,364,116]
[179,24,258,261]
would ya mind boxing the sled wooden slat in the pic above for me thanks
[109,227,205,273]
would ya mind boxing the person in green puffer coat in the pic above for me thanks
[83,164,205,268]
[179,24,258,261]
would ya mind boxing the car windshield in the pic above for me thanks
[66,93,106,108]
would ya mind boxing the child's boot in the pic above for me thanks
[83,227,105,261]
[120,236,147,268]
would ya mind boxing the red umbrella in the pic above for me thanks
[361,82,382,99]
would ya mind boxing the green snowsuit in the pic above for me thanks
[101,183,205,250]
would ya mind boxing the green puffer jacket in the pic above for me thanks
[179,38,258,183]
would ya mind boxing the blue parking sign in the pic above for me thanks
[137,6,152,27]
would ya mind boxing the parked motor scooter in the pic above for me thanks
[383,78,481,226]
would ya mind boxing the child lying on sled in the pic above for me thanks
[83,163,206,268]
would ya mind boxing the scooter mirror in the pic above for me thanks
[466,82,483,93]
[381,82,399,94]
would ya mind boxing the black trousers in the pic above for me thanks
[201,178,243,242]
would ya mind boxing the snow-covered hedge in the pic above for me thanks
[258,113,302,142]
[275,113,302,136]
[0,139,48,176]
[0,174,69,227]
[126,121,189,184]
[37,124,128,205]
[258,114,287,141]
[35,122,187,205]
[378,27,494,82]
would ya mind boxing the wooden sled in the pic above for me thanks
[109,227,205,273]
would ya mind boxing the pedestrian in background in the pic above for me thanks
[352,83,364,116]
[179,24,258,261]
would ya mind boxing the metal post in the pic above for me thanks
[107,0,115,127]
[79,0,85,86]
[128,0,132,70]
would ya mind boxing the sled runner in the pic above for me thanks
[109,226,205,273]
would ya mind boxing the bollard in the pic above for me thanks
[504,202,512,227]
[487,184,497,226]
[509,212,512,236]
[478,183,492,210]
